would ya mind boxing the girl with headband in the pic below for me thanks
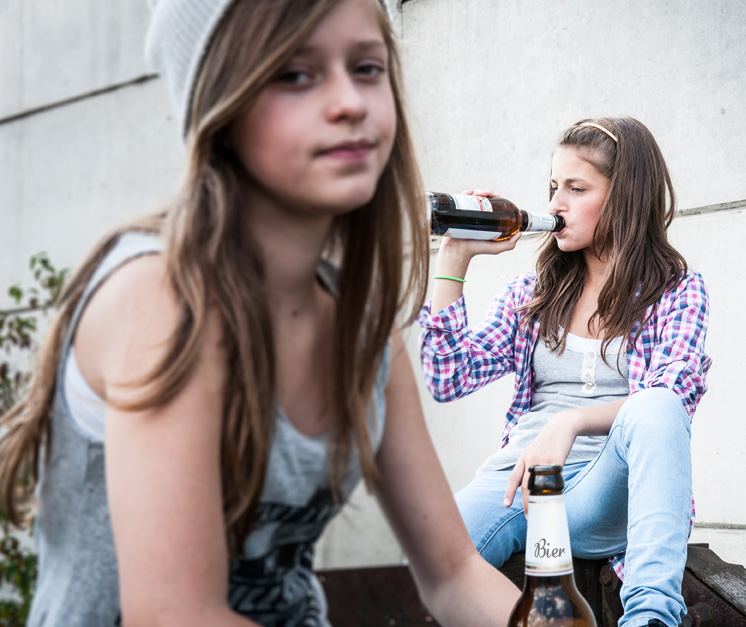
[418,116,711,627]
[0,0,520,625]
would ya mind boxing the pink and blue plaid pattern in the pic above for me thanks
[417,270,711,579]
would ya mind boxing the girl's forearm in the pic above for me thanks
[431,245,472,314]
[419,554,520,627]
[430,231,521,314]
[567,396,629,436]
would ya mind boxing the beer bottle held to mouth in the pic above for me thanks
[508,465,597,627]
[427,192,564,242]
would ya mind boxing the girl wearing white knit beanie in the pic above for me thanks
[1,1,519,625]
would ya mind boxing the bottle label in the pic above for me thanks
[443,227,506,240]
[524,494,574,576]
[525,212,557,232]
[448,193,493,212]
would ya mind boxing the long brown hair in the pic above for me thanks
[0,0,429,554]
[522,117,687,361]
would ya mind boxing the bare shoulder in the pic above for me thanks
[86,251,173,318]
[75,253,223,402]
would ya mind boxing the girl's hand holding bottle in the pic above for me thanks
[503,409,582,515]
[432,189,522,314]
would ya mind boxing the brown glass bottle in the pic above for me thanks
[427,192,564,242]
[508,465,597,627]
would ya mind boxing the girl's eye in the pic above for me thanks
[355,63,385,78]
[277,69,313,85]
[572,187,585,194]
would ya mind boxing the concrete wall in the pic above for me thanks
[1,0,744,572]
[0,1,182,292]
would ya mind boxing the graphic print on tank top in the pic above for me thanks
[228,487,338,626]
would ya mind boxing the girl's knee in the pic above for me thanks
[619,387,690,437]
[627,386,679,408]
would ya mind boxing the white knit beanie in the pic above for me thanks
[145,0,392,135]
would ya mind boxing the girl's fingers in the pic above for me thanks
[504,459,524,507]
[522,472,531,515]
[460,189,498,198]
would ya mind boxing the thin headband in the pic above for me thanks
[578,122,618,143]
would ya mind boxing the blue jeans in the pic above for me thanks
[455,388,692,627]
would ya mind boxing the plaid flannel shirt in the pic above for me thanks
[417,270,711,579]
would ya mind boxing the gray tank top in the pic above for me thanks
[28,232,390,627]
[478,332,629,473]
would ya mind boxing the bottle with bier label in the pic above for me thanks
[508,465,597,627]
[428,192,564,241]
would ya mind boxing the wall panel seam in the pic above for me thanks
[0,74,158,127]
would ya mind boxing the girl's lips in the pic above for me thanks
[318,140,375,163]
[322,146,372,161]
[553,218,567,234]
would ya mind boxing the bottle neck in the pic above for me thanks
[523,211,564,233]
[524,493,574,577]
[520,211,530,230]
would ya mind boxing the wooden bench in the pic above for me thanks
[317,543,746,626]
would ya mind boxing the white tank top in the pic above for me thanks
[63,348,106,441]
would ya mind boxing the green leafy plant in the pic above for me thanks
[0,252,68,625]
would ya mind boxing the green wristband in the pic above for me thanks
[433,275,466,283]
